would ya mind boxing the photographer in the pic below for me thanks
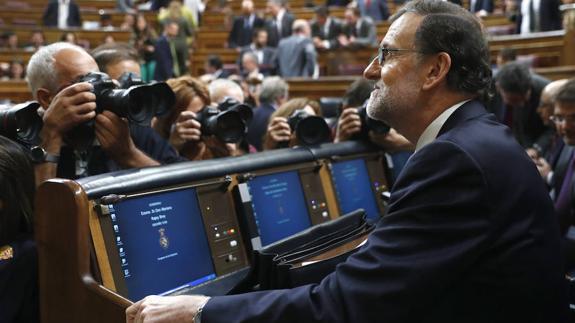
[27,42,180,185]
[163,77,247,160]
[0,136,38,323]
[262,98,325,150]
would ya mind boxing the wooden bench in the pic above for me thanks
[0,25,131,49]
[0,49,34,64]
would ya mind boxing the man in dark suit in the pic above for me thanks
[495,62,551,149]
[276,20,318,78]
[356,0,390,22]
[338,6,378,48]
[469,0,494,16]
[246,76,289,151]
[42,0,82,28]
[326,0,351,6]
[154,22,180,82]
[265,0,295,47]
[238,29,277,75]
[126,1,569,322]
[517,0,561,33]
[310,5,343,50]
[227,0,265,49]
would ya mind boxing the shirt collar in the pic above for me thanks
[415,100,470,151]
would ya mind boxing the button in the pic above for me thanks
[322,211,329,218]
[230,240,238,247]
[230,229,235,234]
[215,233,220,238]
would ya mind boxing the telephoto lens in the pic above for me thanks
[0,101,43,145]
[287,110,331,146]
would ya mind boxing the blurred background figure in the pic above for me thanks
[2,32,19,50]
[154,21,180,81]
[517,0,562,34]
[228,0,265,49]
[265,0,295,47]
[130,13,158,82]
[246,76,289,151]
[23,30,46,52]
[356,0,389,22]
[0,136,38,323]
[238,29,277,76]
[311,5,343,50]
[338,6,377,48]
[276,20,318,78]
[158,0,194,75]
[42,0,82,28]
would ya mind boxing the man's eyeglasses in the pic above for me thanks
[377,47,420,65]
[549,114,575,125]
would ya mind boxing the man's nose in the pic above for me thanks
[363,57,380,80]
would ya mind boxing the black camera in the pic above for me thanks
[195,99,253,143]
[78,71,175,126]
[0,101,42,145]
[355,104,390,140]
[286,110,331,146]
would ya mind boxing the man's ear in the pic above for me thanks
[421,52,451,91]
[36,88,52,110]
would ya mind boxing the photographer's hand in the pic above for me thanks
[95,111,160,168]
[263,117,291,150]
[35,82,97,186]
[170,111,202,151]
[369,128,414,152]
[334,107,362,143]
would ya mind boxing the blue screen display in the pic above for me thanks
[108,188,215,301]
[331,159,380,221]
[247,171,312,246]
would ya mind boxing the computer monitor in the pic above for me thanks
[102,188,216,301]
[330,158,385,221]
[235,166,332,250]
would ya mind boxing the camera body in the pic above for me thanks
[195,98,253,143]
[355,104,390,140]
[78,71,175,126]
[286,110,331,146]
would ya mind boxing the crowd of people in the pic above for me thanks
[1,0,575,322]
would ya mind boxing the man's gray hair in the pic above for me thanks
[259,76,288,104]
[208,79,245,104]
[26,42,86,99]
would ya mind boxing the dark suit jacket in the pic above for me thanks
[203,100,569,322]
[246,102,275,151]
[228,14,265,49]
[310,18,343,49]
[42,0,82,27]
[326,0,351,5]
[516,0,562,32]
[470,0,494,13]
[491,73,551,148]
[341,17,378,48]
[153,35,174,82]
[266,12,295,47]
[0,239,39,323]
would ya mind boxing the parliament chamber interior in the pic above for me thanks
[1,0,575,322]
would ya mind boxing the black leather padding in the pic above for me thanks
[78,141,379,199]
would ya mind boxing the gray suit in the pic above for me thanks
[276,35,317,78]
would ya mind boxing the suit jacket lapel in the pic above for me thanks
[438,100,488,137]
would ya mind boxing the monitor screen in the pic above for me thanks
[330,158,380,221]
[108,188,216,301]
[247,171,312,246]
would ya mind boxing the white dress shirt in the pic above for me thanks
[415,100,470,151]
[58,0,70,29]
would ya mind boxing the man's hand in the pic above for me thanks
[369,128,414,152]
[41,82,97,149]
[95,111,159,168]
[334,107,362,143]
[263,117,291,150]
[535,157,552,180]
[170,111,202,151]
[126,295,210,323]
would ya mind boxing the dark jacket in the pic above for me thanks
[228,14,265,48]
[42,0,82,27]
[203,100,569,323]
